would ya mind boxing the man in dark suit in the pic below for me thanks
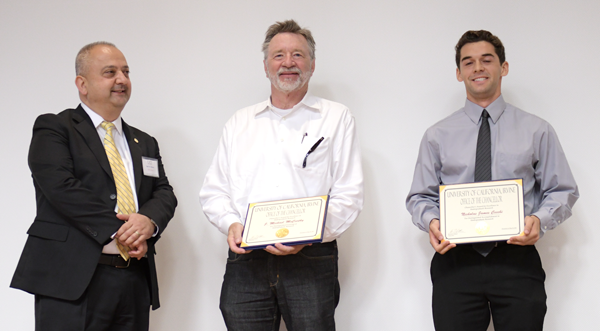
[11,41,177,331]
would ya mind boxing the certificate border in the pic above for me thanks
[440,179,524,243]
[240,195,330,250]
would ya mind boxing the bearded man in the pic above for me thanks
[200,20,364,331]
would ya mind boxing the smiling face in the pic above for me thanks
[76,45,131,120]
[264,32,315,94]
[456,41,508,107]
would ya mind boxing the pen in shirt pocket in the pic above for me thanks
[303,137,324,168]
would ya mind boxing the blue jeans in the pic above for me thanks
[220,241,339,331]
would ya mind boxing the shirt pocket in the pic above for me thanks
[291,137,333,193]
[495,149,535,180]
[292,136,331,175]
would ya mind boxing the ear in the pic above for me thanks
[75,75,87,95]
[456,67,464,82]
[501,61,509,77]
[310,59,316,74]
[264,59,268,78]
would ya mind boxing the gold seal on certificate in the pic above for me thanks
[240,196,330,249]
[439,179,525,244]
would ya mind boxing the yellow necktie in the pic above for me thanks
[101,121,134,261]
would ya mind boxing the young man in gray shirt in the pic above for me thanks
[406,30,578,331]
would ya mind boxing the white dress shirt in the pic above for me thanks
[200,94,364,242]
[81,103,138,253]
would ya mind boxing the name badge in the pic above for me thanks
[142,157,159,178]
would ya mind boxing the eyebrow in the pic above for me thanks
[272,48,306,55]
[101,65,129,71]
[461,53,495,62]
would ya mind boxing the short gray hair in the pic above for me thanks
[75,41,117,76]
[262,20,315,60]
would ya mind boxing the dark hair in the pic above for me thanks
[455,30,505,68]
[262,20,315,60]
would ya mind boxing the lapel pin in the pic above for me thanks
[134,138,139,143]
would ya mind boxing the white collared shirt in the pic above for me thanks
[200,94,364,242]
[81,103,138,253]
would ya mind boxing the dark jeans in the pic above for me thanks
[431,244,547,331]
[220,241,340,331]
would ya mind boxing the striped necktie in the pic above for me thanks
[473,110,495,256]
[101,121,134,261]
[474,110,492,183]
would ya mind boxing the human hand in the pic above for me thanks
[128,240,148,260]
[129,241,148,260]
[429,219,455,254]
[228,222,251,254]
[508,215,540,246]
[116,213,155,247]
[265,243,310,256]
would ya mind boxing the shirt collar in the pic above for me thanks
[255,92,322,117]
[464,95,506,125]
[80,103,124,134]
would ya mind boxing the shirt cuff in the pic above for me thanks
[220,215,243,236]
[531,212,554,239]
[423,211,440,232]
[150,219,159,237]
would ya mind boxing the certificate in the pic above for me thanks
[439,179,524,244]
[240,195,330,250]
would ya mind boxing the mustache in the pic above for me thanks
[277,67,302,75]
[112,85,128,91]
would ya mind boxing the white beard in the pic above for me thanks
[268,66,312,93]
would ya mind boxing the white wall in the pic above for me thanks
[1,1,598,330]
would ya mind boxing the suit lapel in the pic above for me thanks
[72,106,113,179]
[122,120,143,193]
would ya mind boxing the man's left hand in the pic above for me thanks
[508,215,541,246]
[265,243,310,256]
[116,213,155,247]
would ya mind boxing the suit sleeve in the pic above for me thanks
[28,114,123,245]
[136,136,177,238]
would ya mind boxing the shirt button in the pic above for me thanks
[110,194,117,200]
[280,138,284,142]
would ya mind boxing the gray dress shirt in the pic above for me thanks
[406,95,579,237]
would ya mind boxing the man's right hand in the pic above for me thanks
[128,240,148,260]
[228,223,251,254]
[429,219,455,254]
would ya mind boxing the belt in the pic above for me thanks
[98,254,130,268]
[468,241,508,249]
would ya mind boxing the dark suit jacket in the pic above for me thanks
[11,105,177,310]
